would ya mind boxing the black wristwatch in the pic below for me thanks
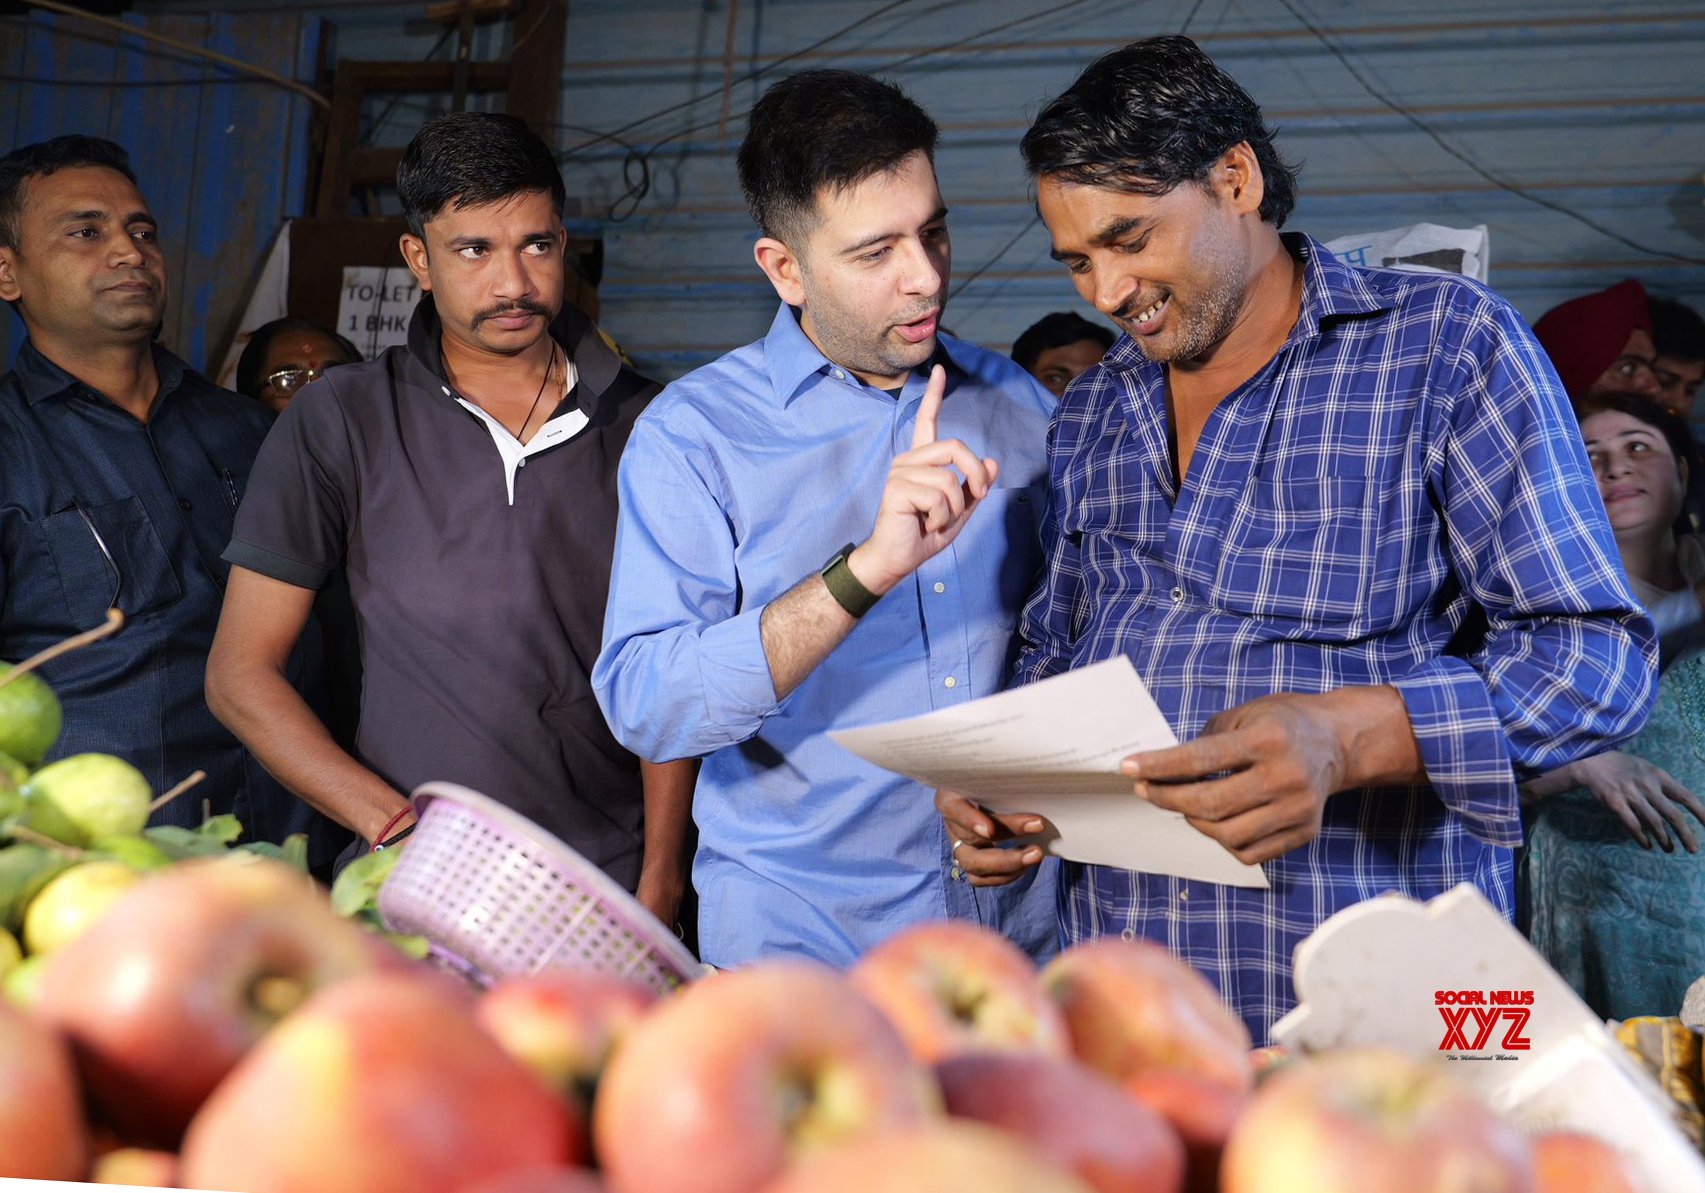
[819,542,881,619]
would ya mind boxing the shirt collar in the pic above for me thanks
[1103,231,1392,374]
[12,337,189,407]
[407,293,622,419]
[758,301,976,407]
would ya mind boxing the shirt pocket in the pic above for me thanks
[1212,476,1379,627]
[39,497,183,628]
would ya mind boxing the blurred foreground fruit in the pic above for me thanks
[91,1147,178,1187]
[1042,937,1253,1093]
[0,997,88,1179]
[36,857,386,1147]
[851,920,1070,1063]
[757,1122,1097,1193]
[1218,1048,1534,1193]
[22,860,141,955]
[179,970,587,1193]
[0,665,61,766]
[477,971,657,1113]
[1126,1068,1249,1193]
[593,962,939,1193]
[936,1051,1185,1193]
[24,754,152,845]
[1532,1132,1638,1192]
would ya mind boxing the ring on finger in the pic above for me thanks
[952,838,966,853]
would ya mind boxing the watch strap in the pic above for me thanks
[820,542,881,619]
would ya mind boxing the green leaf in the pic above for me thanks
[195,815,244,845]
[330,847,401,918]
[143,825,232,861]
[280,833,309,873]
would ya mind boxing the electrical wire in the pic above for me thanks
[1272,0,1705,267]
[12,0,328,109]
[948,212,1042,302]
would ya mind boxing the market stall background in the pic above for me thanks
[1,0,1701,385]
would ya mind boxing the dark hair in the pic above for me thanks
[1651,297,1705,364]
[737,69,939,243]
[1021,35,1298,227]
[1576,391,1698,537]
[396,112,565,238]
[1011,311,1116,372]
[234,317,361,399]
[0,135,138,250]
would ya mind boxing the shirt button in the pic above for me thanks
[943,676,957,689]
[1120,927,1137,942]
[1170,586,1184,603]
[832,369,845,380]
[178,498,192,511]
[933,581,945,594]
[1179,888,1190,902]
[517,458,526,467]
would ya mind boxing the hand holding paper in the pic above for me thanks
[827,657,1270,888]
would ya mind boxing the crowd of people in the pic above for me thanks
[1,34,1699,1041]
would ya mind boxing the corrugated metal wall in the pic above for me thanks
[0,8,324,372]
[22,0,1705,383]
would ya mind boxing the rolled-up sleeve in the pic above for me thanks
[1400,299,1658,845]
[592,415,781,762]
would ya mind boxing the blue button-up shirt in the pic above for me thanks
[594,304,1061,968]
[1017,235,1656,1042]
[0,340,342,865]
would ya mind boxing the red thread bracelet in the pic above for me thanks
[370,806,415,853]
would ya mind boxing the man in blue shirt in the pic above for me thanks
[593,70,1060,968]
[942,37,1656,1040]
[0,135,343,867]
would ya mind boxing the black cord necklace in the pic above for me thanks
[512,342,559,442]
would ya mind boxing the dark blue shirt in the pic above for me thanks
[0,338,342,864]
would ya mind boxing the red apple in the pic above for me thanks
[757,1122,1097,1193]
[1532,1132,1639,1193]
[35,857,386,1147]
[462,1167,611,1193]
[1219,1048,1534,1193]
[593,962,939,1193]
[180,970,585,1193]
[1041,937,1253,1092]
[90,1147,178,1187]
[1126,1069,1250,1193]
[936,1051,1184,1193]
[477,971,656,1111]
[849,920,1069,1064]
[0,998,88,1180]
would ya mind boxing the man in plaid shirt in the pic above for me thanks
[941,36,1657,1041]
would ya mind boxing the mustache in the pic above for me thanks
[473,299,551,327]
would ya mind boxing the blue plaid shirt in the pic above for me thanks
[1016,234,1656,1042]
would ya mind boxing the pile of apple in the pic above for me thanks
[0,858,1645,1193]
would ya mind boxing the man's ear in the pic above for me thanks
[753,236,807,308]
[399,232,432,292]
[1212,141,1266,219]
[0,247,21,305]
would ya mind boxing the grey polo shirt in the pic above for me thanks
[225,296,659,888]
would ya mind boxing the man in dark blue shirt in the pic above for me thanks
[0,135,344,867]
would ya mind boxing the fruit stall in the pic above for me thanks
[1,626,1700,1193]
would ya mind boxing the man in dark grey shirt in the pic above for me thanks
[206,113,691,923]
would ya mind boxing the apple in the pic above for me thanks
[935,1051,1184,1193]
[180,970,586,1193]
[849,920,1069,1064]
[1041,937,1253,1091]
[477,971,657,1112]
[1219,1048,1534,1193]
[22,859,142,955]
[0,997,88,1180]
[462,1167,611,1193]
[91,1147,179,1187]
[1126,1068,1250,1193]
[0,665,61,766]
[593,962,939,1193]
[1532,1132,1638,1193]
[23,754,152,845]
[35,856,387,1147]
[756,1121,1097,1193]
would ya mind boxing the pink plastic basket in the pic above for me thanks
[377,782,702,994]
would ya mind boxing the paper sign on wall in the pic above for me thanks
[337,267,421,359]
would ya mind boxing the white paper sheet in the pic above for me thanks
[828,657,1269,888]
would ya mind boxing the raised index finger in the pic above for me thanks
[911,364,947,451]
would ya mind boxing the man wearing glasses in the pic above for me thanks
[0,135,347,869]
[234,317,362,414]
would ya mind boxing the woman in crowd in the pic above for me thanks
[1523,392,1705,1020]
